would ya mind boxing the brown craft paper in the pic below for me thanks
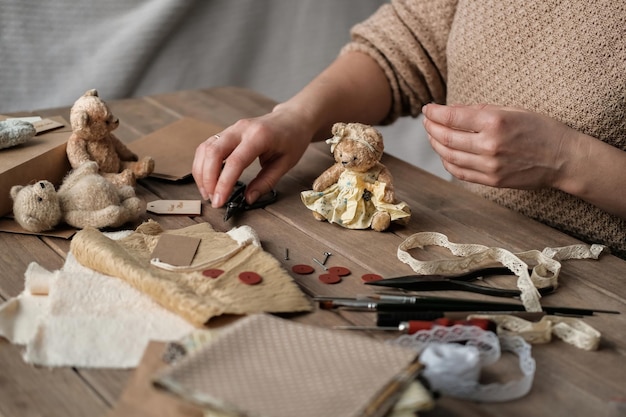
[128,117,222,181]
[105,341,204,417]
[0,217,76,239]
[150,234,201,267]
[0,115,72,217]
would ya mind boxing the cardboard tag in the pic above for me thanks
[147,200,202,215]
[150,234,201,267]
[33,118,65,134]
[128,118,223,181]
[6,116,42,123]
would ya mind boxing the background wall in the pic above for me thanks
[0,0,448,178]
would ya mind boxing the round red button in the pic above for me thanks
[328,266,351,276]
[202,269,224,278]
[239,271,262,285]
[361,273,383,282]
[292,264,315,275]
[319,273,342,284]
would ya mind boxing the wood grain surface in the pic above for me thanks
[1,87,624,417]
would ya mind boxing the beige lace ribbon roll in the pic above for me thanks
[468,314,601,351]
[397,232,606,312]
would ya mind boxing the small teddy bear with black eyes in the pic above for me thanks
[66,89,154,187]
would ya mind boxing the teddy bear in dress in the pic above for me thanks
[10,161,144,232]
[301,122,410,232]
[66,89,154,187]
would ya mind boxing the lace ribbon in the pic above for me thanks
[397,232,606,312]
[468,314,601,351]
[392,325,535,402]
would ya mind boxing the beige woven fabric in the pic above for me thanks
[343,0,626,257]
[70,221,312,326]
[155,314,419,417]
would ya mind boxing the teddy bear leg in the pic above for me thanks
[64,206,125,229]
[120,196,144,220]
[103,170,136,187]
[371,211,391,232]
[123,157,154,179]
[312,211,327,222]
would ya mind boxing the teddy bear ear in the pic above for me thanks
[85,89,99,97]
[332,122,346,137]
[74,111,90,129]
[10,185,23,200]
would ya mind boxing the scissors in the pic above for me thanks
[365,267,555,298]
[223,181,278,221]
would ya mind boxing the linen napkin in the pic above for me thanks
[154,314,420,417]
[0,231,195,368]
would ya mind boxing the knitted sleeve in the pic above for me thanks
[340,0,458,124]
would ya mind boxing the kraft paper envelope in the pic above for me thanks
[128,118,222,181]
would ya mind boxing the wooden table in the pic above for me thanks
[1,87,625,417]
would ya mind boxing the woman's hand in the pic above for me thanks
[422,102,626,219]
[192,105,315,208]
[422,103,576,190]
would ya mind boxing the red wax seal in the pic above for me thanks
[328,266,351,276]
[319,274,342,284]
[361,273,383,282]
[202,269,224,278]
[292,264,315,275]
[239,271,262,285]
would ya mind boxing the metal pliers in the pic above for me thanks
[365,267,555,298]
[223,181,278,221]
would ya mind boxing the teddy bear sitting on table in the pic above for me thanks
[301,122,410,232]
[66,89,154,187]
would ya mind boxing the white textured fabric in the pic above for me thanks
[394,325,536,402]
[0,233,195,368]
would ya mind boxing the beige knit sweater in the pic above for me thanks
[343,0,626,257]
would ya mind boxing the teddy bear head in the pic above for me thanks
[10,181,62,232]
[69,89,119,140]
[327,122,384,173]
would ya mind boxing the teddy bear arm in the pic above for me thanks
[66,135,94,169]
[64,206,125,229]
[112,134,138,161]
[312,164,344,192]
[58,162,99,193]
[376,165,397,203]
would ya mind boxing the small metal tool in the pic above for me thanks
[365,267,555,298]
[322,251,332,265]
[223,181,278,221]
[313,258,328,271]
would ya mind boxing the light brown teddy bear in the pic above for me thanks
[301,122,410,232]
[66,89,154,187]
[10,161,144,232]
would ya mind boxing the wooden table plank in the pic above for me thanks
[0,87,624,417]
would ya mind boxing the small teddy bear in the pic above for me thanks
[301,122,410,232]
[10,161,144,232]
[66,89,154,187]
